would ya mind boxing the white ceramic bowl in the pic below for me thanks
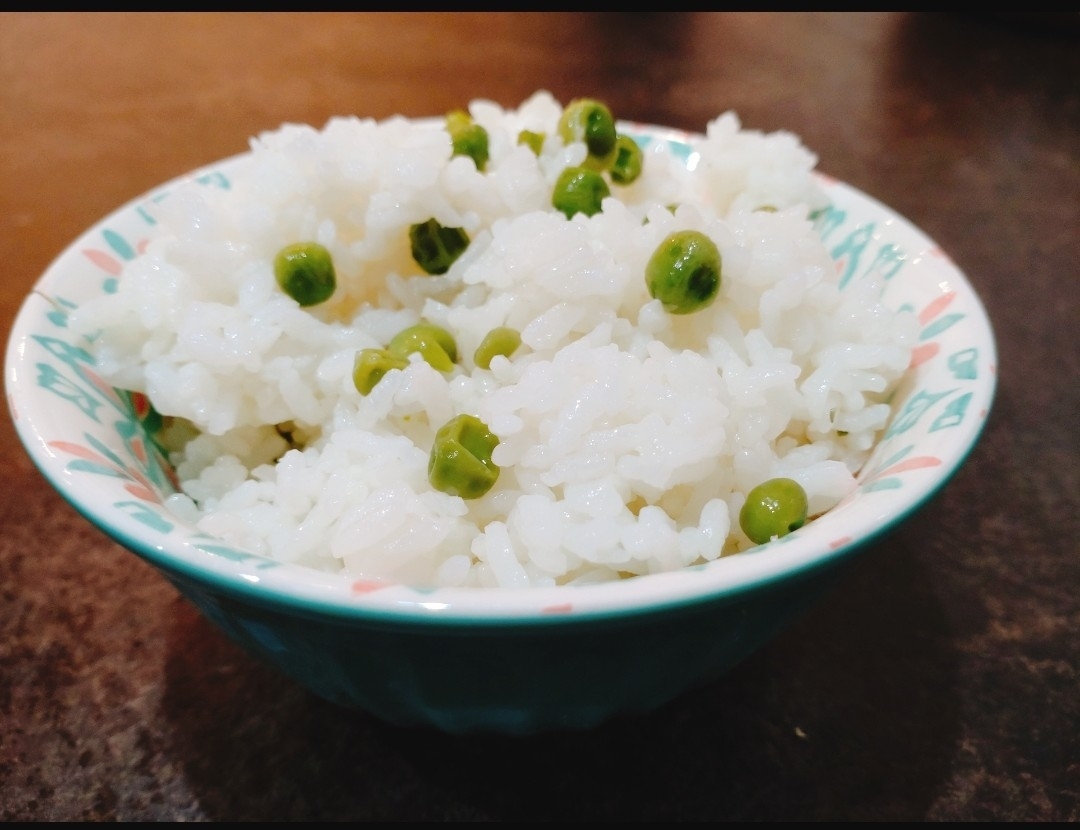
[5,123,997,734]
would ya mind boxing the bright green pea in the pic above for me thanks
[428,413,500,499]
[557,98,617,170]
[517,129,545,156]
[388,323,458,372]
[739,477,809,545]
[609,134,643,185]
[552,166,610,219]
[409,218,470,275]
[474,326,521,369]
[273,241,336,307]
[645,229,722,314]
[446,109,489,171]
[353,348,408,396]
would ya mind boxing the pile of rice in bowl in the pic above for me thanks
[69,90,918,589]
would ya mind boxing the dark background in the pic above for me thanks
[1,12,1077,820]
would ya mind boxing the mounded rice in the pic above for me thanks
[69,91,918,588]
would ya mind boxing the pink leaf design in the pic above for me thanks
[351,579,391,594]
[874,456,942,479]
[82,249,123,276]
[50,440,108,462]
[909,342,939,368]
[123,481,157,501]
[130,437,148,465]
[919,291,955,325]
[78,366,126,408]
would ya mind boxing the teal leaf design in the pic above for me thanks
[931,392,972,431]
[115,500,174,533]
[194,543,249,562]
[863,242,906,283]
[864,478,903,492]
[947,348,979,380]
[135,205,158,225]
[195,542,281,569]
[42,296,78,328]
[833,223,874,289]
[876,444,914,471]
[135,191,173,226]
[33,334,94,367]
[68,459,126,477]
[665,139,690,163]
[103,228,136,261]
[885,388,954,438]
[195,171,231,190]
[85,431,131,471]
[812,203,847,240]
[114,423,167,491]
[919,313,965,340]
[35,363,104,421]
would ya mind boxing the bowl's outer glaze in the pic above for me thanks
[164,555,848,734]
[6,122,996,732]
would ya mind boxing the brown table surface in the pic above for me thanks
[2,12,1077,821]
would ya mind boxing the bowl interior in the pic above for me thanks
[5,124,997,622]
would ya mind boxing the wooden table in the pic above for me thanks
[2,12,1077,820]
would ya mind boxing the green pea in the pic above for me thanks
[739,477,809,545]
[474,326,522,369]
[446,109,489,171]
[388,322,458,372]
[273,241,336,307]
[353,348,408,396]
[409,218,470,275]
[552,166,610,219]
[557,98,617,170]
[644,229,722,314]
[517,129,545,156]
[428,413,500,499]
[609,134,643,185]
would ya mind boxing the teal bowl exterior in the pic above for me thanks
[163,558,845,734]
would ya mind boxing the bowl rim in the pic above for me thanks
[4,120,998,625]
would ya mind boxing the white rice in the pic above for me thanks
[69,90,918,589]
